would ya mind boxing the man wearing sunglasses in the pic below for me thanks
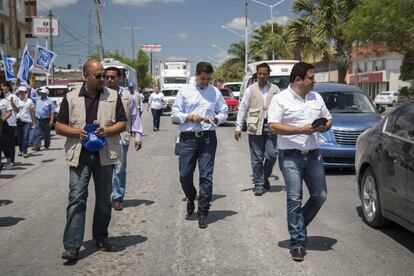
[56,59,127,261]
[104,67,143,212]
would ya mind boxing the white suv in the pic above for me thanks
[374,91,399,107]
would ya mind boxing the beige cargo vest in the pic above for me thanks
[246,82,280,135]
[64,86,121,167]
[118,88,132,145]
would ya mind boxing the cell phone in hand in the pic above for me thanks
[311,117,328,128]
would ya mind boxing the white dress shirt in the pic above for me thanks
[268,85,332,150]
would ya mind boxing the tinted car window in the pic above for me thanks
[320,92,376,113]
[162,90,178,96]
[389,103,414,141]
[220,89,233,98]
[268,76,290,90]
[47,88,69,97]
[224,84,241,91]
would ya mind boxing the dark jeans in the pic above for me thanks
[63,149,114,250]
[278,149,327,250]
[151,108,162,129]
[248,130,278,187]
[3,123,16,163]
[35,118,51,149]
[17,121,31,154]
[179,131,217,216]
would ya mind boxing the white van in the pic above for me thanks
[239,60,299,101]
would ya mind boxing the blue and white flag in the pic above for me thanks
[34,44,57,73]
[17,44,34,85]
[0,47,17,82]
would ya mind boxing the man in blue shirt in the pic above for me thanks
[33,87,55,151]
[171,62,228,229]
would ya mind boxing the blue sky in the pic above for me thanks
[33,0,295,72]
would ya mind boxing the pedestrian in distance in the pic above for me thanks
[0,87,12,171]
[56,59,127,261]
[32,87,55,151]
[268,62,332,262]
[105,68,143,211]
[234,62,280,196]
[2,81,19,168]
[147,85,165,131]
[16,86,35,158]
[171,61,228,229]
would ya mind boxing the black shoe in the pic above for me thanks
[253,187,265,196]
[198,215,208,229]
[264,179,270,190]
[290,248,306,262]
[187,199,195,216]
[95,238,112,251]
[61,248,79,261]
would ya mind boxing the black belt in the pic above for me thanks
[36,117,50,120]
[281,149,318,155]
[180,130,215,138]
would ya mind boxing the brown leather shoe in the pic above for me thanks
[112,201,123,211]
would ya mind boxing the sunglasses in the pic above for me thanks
[93,74,105,80]
[105,75,117,80]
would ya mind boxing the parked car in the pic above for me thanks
[374,91,400,107]
[223,82,242,99]
[355,100,414,232]
[315,83,382,168]
[162,89,178,113]
[219,88,239,120]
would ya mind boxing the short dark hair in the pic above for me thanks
[256,62,270,74]
[2,81,13,91]
[105,66,121,77]
[196,62,214,75]
[290,62,314,83]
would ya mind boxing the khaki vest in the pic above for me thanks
[246,82,280,135]
[118,88,132,145]
[64,86,121,167]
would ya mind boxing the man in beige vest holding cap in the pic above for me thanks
[56,59,127,261]
[235,62,280,196]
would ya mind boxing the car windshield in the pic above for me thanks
[47,88,69,97]
[162,90,178,96]
[220,89,233,98]
[321,92,376,113]
[268,76,290,90]
[224,83,241,91]
[164,77,187,84]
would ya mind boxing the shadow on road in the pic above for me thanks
[356,206,414,253]
[0,174,17,179]
[123,199,155,208]
[325,168,355,176]
[240,185,285,193]
[278,236,337,251]
[0,199,13,206]
[181,194,226,203]
[186,210,238,224]
[13,162,34,166]
[0,216,25,227]
[64,234,148,265]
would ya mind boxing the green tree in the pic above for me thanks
[213,41,245,83]
[291,0,360,83]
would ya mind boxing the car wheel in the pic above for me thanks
[360,167,387,227]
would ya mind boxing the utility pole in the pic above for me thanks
[9,0,18,57]
[244,0,248,73]
[49,10,55,83]
[87,8,93,57]
[123,25,141,61]
[94,0,104,60]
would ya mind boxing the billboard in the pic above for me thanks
[32,17,60,37]
[140,44,162,52]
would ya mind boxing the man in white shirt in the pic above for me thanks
[234,63,280,196]
[3,82,19,168]
[268,62,332,262]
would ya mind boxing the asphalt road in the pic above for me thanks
[0,111,413,275]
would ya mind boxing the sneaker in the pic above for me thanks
[290,248,306,262]
[61,248,79,261]
[96,238,112,251]
[112,201,123,211]
[23,154,28,158]
[153,128,157,131]
[264,179,270,190]
[253,187,265,196]
[198,215,208,229]
[18,152,22,157]
[4,163,13,170]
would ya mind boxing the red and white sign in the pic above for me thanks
[32,17,60,37]
[349,71,383,84]
[140,44,162,52]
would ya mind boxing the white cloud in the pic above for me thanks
[178,32,188,40]
[112,0,185,5]
[38,0,79,10]
[225,17,251,31]
[273,16,290,26]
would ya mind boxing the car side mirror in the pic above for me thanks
[377,106,385,114]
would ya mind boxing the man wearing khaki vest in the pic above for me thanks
[56,59,127,261]
[235,62,280,196]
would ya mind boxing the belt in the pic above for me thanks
[36,117,50,120]
[282,149,318,155]
[180,130,215,138]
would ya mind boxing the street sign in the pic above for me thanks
[140,44,162,52]
[32,17,60,37]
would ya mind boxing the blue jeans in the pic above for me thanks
[63,150,114,250]
[28,127,35,146]
[248,132,278,187]
[179,131,217,216]
[17,121,31,154]
[112,143,129,202]
[278,149,327,250]
[151,108,162,129]
[34,118,51,148]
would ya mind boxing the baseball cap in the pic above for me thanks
[17,86,28,92]
[128,82,135,88]
[39,87,49,94]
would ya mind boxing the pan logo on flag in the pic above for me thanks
[34,45,57,73]
[37,49,51,68]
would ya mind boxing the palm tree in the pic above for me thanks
[290,0,359,83]
[213,41,245,83]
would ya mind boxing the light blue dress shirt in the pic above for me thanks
[171,83,228,133]
[33,97,55,119]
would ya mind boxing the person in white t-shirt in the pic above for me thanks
[0,86,13,170]
[16,86,35,158]
[147,86,165,131]
[2,82,19,168]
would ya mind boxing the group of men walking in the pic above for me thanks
[56,59,331,263]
